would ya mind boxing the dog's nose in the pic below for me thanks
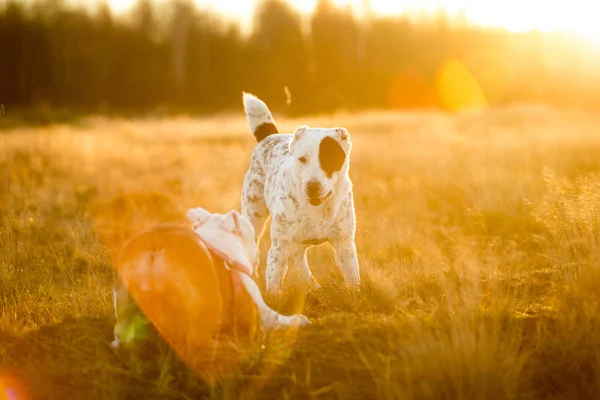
[306,180,322,198]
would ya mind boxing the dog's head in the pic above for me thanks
[186,207,259,276]
[289,126,351,207]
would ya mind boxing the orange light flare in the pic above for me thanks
[388,66,438,110]
[0,373,28,400]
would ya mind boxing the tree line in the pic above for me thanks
[1,0,599,119]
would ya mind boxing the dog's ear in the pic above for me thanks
[186,207,211,225]
[290,125,309,153]
[221,210,241,233]
[293,125,309,140]
[334,127,349,142]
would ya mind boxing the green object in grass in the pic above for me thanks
[122,314,150,342]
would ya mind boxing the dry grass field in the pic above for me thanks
[2,106,600,399]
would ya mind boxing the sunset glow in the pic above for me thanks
[106,0,600,40]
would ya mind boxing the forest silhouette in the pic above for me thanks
[2,0,600,120]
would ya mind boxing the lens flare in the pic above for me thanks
[389,66,438,110]
[435,58,488,112]
[0,374,27,400]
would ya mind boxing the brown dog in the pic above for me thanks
[112,207,310,368]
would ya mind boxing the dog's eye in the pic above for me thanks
[298,156,307,164]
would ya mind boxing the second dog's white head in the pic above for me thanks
[186,207,259,275]
[289,126,351,207]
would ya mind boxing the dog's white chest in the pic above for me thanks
[288,203,337,242]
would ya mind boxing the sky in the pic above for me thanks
[104,0,600,40]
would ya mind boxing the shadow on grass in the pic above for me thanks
[3,281,600,399]
[0,279,406,400]
[0,313,343,399]
[0,317,195,399]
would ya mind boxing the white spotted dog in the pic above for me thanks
[241,93,360,294]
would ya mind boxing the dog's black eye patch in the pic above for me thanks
[319,136,345,177]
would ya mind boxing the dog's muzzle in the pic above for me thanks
[307,191,332,206]
[304,180,332,206]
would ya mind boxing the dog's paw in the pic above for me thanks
[263,313,312,331]
[309,280,321,290]
[269,313,311,329]
[286,314,311,327]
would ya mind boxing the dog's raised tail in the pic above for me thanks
[243,92,278,142]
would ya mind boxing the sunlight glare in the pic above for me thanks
[103,0,600,42]
[106,0,135,13]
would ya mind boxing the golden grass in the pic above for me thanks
[2,106,600,399]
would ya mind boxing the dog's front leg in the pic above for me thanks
[288,244,320,288]
[331,237,361,288]
[266,241,288,294]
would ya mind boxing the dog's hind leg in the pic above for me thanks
[288,245,320,288]
[112,284,149,348]
[241,167,269,243]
